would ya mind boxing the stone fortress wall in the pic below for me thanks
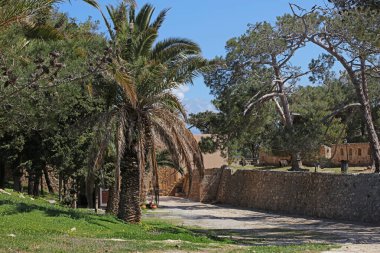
[189,167,380,223]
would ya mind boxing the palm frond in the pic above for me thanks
[152,108,204,178]
[152,121,182,173]
[135,3,154,31]
[150,139,160,205]
[114,112,127,194]
[152,38,201,62]
[157,149,184,175]
[158,92,188,120]
[114,69,137,108]
[134,28,158,59]
[150,8,169,30]
[167,56,209,85]
[102,5,117,39]
[80,0,99,9]
[152,113,195,180]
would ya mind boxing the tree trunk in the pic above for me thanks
[106,182,120,215]
[27,168,34,195]
[40,174,44,195]
[71,179,77,209]
[63,178,68,200]
[33,168,41,196]
[309,40,380,173]
[273,63,302,171]
[0,159,5,189]
[106,185,115,214]
[141,169,152,204]
[351,58,380,172]
[13,166,23,192]
[43,166,54,194]
[95,185,99,213]
[118,144,141,223]
[86,171,95,208]
[58,172,62,202]
[290,152,302,171]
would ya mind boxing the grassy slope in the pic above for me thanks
[0,189,334,252]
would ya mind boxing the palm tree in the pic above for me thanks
[93,3,206,223]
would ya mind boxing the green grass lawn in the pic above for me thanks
[0,189,335,252]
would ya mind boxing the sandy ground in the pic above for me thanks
[145,197,380,252]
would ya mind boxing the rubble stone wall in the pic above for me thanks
[197,168,380,223]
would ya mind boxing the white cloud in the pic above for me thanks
[171,85,190,101]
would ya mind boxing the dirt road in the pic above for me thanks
[145,197,380,252]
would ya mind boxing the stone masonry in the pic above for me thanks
[194,167,380,223]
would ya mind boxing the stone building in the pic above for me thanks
[330,142,371,166]
[258,146,332,167]
[258,143,372,167]
[258,151,290,166]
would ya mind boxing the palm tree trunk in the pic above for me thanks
[106,182,120,215]
[106,185,115,213]
[118,144,141,223]
[141,169,152,204]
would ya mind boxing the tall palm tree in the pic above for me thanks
[93,3,206,223]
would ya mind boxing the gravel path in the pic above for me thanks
[145,196,380,252]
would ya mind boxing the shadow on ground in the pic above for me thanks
[146,197,380,246]
[0,198,119,230]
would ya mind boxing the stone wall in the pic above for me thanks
[193,134,228,169]
[183,170,202,201]
[158,168,181,196]
[198,168,380,223]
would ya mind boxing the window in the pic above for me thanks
[368,149,371,156]
[340,148,344,156]
[358,148,362,156]
[349,148,353,156]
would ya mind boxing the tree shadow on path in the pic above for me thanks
[148,197,380,246]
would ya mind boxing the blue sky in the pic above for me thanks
[58,0,330,114]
